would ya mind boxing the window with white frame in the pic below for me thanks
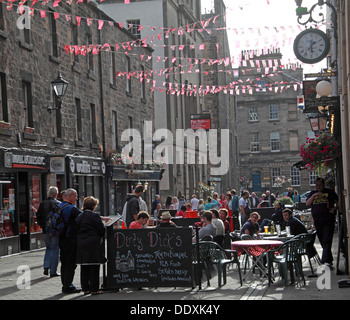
[269,105,279,120]
[271,167,281,186]
[127,19,141,39]
[250,132,260,153]
[270,132,280,152]
[256,80,266,92]
[249,106,258,121]
[309,170,318,186]
[290,167,301,186]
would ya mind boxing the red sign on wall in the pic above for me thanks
[190,114,211,130]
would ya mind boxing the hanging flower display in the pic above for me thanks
[196,182,216,196]
[299,133,341,172]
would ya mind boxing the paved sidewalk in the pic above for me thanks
[0,235,349,301]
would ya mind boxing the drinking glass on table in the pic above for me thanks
[264,226,269,234]
[286,226,291,236]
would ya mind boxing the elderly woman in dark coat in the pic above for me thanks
[76,196,109,295]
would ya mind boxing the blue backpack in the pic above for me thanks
[45,203,70,233]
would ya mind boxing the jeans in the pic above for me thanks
[43,232,60,275]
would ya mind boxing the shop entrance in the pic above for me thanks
[18,172,43,251]
[18,172,30,250]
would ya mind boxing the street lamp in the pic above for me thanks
[47,72,69,113]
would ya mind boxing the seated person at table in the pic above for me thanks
[129,211,149,229]
[210,209,225,237]
[240,212,260,237]
[282,208,307,236]
[259,201,284,232]
[219,208,230,234]
[176,205,187,218]
[193,211,216,242]
[193,210,204,229]
[156,211,177,228]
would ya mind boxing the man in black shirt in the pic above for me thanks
[306,178,338,266]
[282,208,307,236]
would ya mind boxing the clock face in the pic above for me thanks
[293,29,330,64]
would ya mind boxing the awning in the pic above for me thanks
[293,160,307,170]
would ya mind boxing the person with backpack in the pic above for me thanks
[59,188,82,294]
[36,186,61,277]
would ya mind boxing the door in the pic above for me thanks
[18,172,30,250]
[252,173,262,192]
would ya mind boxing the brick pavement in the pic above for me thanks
[0,233,349,301]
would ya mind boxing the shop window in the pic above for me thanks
[30,173,41,233]
[0,173,16,238]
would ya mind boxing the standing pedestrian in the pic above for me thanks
[125,185,144,228]
[59,188,82,294]
[239,190,250,226]
[36,186,61,277]
[76,196,110,295]
[306,178,339,267]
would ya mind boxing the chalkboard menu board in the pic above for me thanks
[106,228,193,289]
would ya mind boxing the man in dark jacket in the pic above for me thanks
[59,188,82,294]
[282,208,308,236]
[36,186,60,277]
[125,185,144,228]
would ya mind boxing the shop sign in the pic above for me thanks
[190,114,211,130]
[4,152,46,170]
[69,157,106,175]
[50,157,65,173]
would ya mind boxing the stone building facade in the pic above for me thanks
[0,1,154,255]
[97,0,208,202]
[236,49,315,197]
[202,0,238,195]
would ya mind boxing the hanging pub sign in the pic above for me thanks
[190,114,211,130]
[303,80,340,113]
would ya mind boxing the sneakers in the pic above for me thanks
[323,262,333,269]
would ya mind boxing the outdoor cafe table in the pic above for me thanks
[231,240,283,282]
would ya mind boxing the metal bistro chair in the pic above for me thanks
[267,238,306,286]
[294,231,321,276]
[196,241,242,287]
[240,234,254,275]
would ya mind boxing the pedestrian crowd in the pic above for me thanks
[35,179,338,294]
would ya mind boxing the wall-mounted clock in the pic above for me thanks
[293,28,330,64]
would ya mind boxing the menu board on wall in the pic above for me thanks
[106,228,193,289]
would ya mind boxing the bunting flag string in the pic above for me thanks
[149,79,302,97]
[6,0,324,41]
[64,40,304,74]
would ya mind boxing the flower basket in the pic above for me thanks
[0,121,10,129]
[24,126,34,134]
[300,133,341,173]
